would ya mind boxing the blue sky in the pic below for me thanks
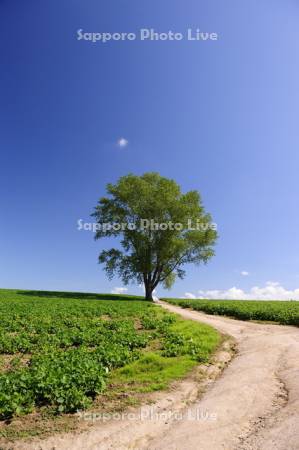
[1,0,299,299]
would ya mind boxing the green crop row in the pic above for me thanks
[163,298,299,326]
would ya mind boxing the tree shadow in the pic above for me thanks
[17,290,146,301]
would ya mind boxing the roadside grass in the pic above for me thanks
[110,353,197,393]
[109,318,219,393]
[163,298,299,326]
[0,288,220,441]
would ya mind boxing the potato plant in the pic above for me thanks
[0,289,219,420]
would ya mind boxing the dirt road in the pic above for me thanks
[17,301,299,450]
[151,301,299,450]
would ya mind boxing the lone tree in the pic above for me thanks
[92,173,217,301]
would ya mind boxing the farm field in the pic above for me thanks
[163,298,299,326]
[0,289,220,440]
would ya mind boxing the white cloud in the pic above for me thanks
[241,271,249,276]
[117,137,128,148]
[183,282,299,301]
[138,283,145,292]
[184,292,197,299]
[111,287,128,295]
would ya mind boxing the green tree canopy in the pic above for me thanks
[92,173,217,300]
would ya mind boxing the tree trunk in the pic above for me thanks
[145,283,154,301]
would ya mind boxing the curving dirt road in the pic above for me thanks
[15,301,299,450]
[151,301,299,450]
